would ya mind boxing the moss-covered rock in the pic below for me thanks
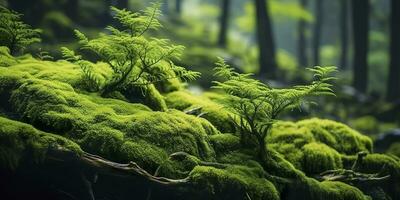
[290,178,372,200]
[189,165,279,200]
[0,61,221,173]
[297,118,373,154]
[209,133,241,154]
[302,142,342,175]
[0,46,18,67]
[0,116,82,170]
[165,90,235,133]
[268,119,372,175]
[357,154,400,200]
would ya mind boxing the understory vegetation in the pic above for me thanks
[0,4,399,200]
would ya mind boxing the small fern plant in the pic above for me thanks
[213,58,337,167]
[62,4,200,96]
[0,6,41,55]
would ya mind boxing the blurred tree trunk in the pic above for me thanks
[176,0,182,15]
[116,0,128,9]
[312,0,323,66]
[254,0,277,78]
[386,0,400,102]
[217,0,230,48]
[162,0,169,15]
[339,0,349,69]
[297,0,308,67]
[7,0,45,26]
[65,0,79,22]
[351,0,369,93]
[102,0,113,26]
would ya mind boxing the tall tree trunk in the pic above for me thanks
[254,0,277,78]
[176,0,182,15]
[386,0,400,102]
[162,0,169,15]
[312,0,323,66]
[297,0,308,67]
[339,0,349,70]
[217,0,230,48]
[351,0,369,93]
[116,0,128,9]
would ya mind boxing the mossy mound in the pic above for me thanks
[356,154,400,200]
[268,119,372,175]
[0,47,18,67]
[0,61,219,172]
[209,133,241,154]
[189,165,279,200]
[287,178,372,200]
[0,116,82,170]
[2,57,399,200]
[165,90,235,133]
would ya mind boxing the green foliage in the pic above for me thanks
[62,4,200,97]
[0,6,41,55]
[213,57,337,165]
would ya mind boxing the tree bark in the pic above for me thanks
[386,0,400,102]
[339,0,349,70]
[312,0,323,66]
[297,0,308,67]
[217,0,230,48]
[162,0,169,15]
[351,0,370,93]
[254,0,277,79]
[176,0,182,15]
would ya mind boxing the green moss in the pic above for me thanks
[0,116,82,170]
[119,140,169,172]
[1,72,218,169]
[357,154,400,200]
[209,133,241,155]
[302,143,342,175]
[270,119,372,155]
[189,166,279,200]
[143,84,168,111]
[165,90,235,132]
[297,118,373,154]
[126,110,217,161]
[268,119,369,175]
[314,180,371,200]
[0,46,17,67]
[285,177,371,200]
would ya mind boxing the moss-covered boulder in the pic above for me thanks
[189,165,279,200]
[0,60,219,172]
[0,116,81,170]
[268,119,372,175]
[165,90,235,133]
[2,57,399,200]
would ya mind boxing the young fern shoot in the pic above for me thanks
[0,6,41,55]
[213,57,337,167]
[62,4,200,96]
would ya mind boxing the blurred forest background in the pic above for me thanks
[1,0,399,148]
